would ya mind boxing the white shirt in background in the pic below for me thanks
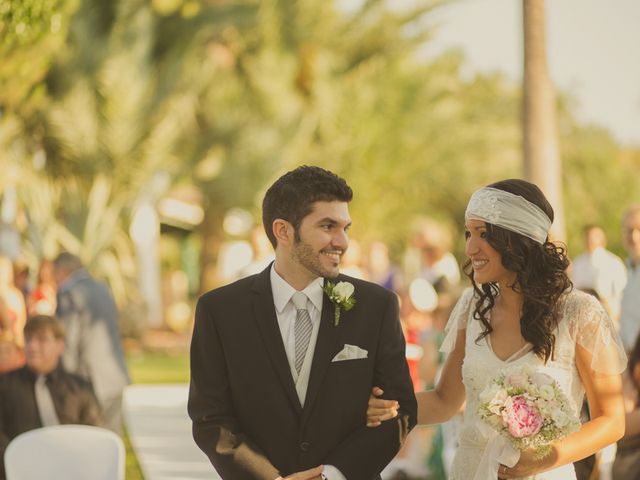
[620,261,640,351]
[571,247,627,323]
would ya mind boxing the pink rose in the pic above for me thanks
[503,395,543,438]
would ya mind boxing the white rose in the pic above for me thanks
[521,364,535,376]
[479,385,498,403]
[490,390,508,415]
[334,282,355,299]
[551,409,570,428]
[539,384,556,401]
[505,373,528,389]
[531,372,554,387]
[480,385,507,405]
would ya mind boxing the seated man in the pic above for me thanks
[0,315,102,479]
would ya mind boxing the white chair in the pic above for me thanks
[4,425,125,480]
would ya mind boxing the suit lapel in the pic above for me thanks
[301,279,342,425]
[251,267,302,414]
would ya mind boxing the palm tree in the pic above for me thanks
[522,0,566,239]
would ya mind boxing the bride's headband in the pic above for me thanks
[465,187,552,244]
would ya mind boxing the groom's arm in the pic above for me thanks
[324,291,417,478]
[188,296,281,480]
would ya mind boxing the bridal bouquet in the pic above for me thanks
[478,364,580,459]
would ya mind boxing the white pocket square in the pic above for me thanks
[331,344,368,362]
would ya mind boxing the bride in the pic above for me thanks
[368,179,627,479]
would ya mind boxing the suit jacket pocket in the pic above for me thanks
[329,357,370,370]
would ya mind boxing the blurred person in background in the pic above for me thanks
[620,205,640,352]
[367,241,402,292]
[0,315,102,479]
[571,225,626,327]
[339,237,368,279]
[239,226,275,278]
[12,257,31,303]
[0,256,26,348]
[413,219,460,292]
[27,259,57,316]
[53,252,130,434]
[0,331,24,374]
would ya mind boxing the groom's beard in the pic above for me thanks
[292,238,342,279]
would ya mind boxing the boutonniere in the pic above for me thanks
[323,281,356,326]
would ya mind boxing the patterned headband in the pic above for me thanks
[464,187,552,244]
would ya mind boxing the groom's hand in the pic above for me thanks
[276,465,324,480]
[366,387,399,427]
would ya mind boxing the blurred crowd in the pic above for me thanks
[0,252,130,479]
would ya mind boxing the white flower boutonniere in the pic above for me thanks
[323,281,356,326]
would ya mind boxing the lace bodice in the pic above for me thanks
[440,288,627,480]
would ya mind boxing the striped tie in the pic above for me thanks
[292,292,313,375]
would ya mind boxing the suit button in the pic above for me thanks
[299,441,311,452]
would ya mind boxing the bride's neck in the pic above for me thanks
[495,285,523,313]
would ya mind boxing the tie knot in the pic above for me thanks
[291,291,308,310]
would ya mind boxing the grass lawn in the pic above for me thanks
[124,349,190,479]
[127,350,190,384]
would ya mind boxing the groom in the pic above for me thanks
[188,166,416,479]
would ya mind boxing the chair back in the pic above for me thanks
[4,425,125,480]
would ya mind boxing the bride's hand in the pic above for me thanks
[498,448,557,479]
[366,387,399,427]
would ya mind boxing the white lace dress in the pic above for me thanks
[440,288,627,480]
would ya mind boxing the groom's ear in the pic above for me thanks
[272,218,294,247]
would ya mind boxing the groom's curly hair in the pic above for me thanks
[463,179,572,363]
[262,165,353,248]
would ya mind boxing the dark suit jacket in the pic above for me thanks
[0,365,102,478]
[188,266,417,479]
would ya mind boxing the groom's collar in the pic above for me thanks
[270,264,324,314]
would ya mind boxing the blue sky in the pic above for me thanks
[419,0,640,146]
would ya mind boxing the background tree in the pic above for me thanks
[1,0,638,332]
[522,0,566,239]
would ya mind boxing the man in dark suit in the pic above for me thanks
[188,166,416,479]
[0,315,102,479]
[52,253,130,433]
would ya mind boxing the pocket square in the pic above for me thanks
[331,344,368,362]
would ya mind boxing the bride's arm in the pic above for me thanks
[506,343,625,477]
[367,327,467,426]
[417,327,467,425]
[553,343,625,463]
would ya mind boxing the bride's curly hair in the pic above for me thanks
[463,179,572,363]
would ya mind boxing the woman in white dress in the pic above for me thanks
[368,179,627,479]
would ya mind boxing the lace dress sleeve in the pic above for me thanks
[440,287,475,353]
[571,291,627,375]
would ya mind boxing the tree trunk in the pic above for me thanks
[522,0,566,241]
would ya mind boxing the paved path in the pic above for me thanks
[123,384,221,480]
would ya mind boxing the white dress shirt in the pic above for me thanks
[571,247,627,322]
[620,260,640,351]
[270,266,346,480]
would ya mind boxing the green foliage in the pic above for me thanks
[126,350,190,384]
[561,124,640,257]
[19,173,138,308]
[0,0,69,113]
[2,0,639,313]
